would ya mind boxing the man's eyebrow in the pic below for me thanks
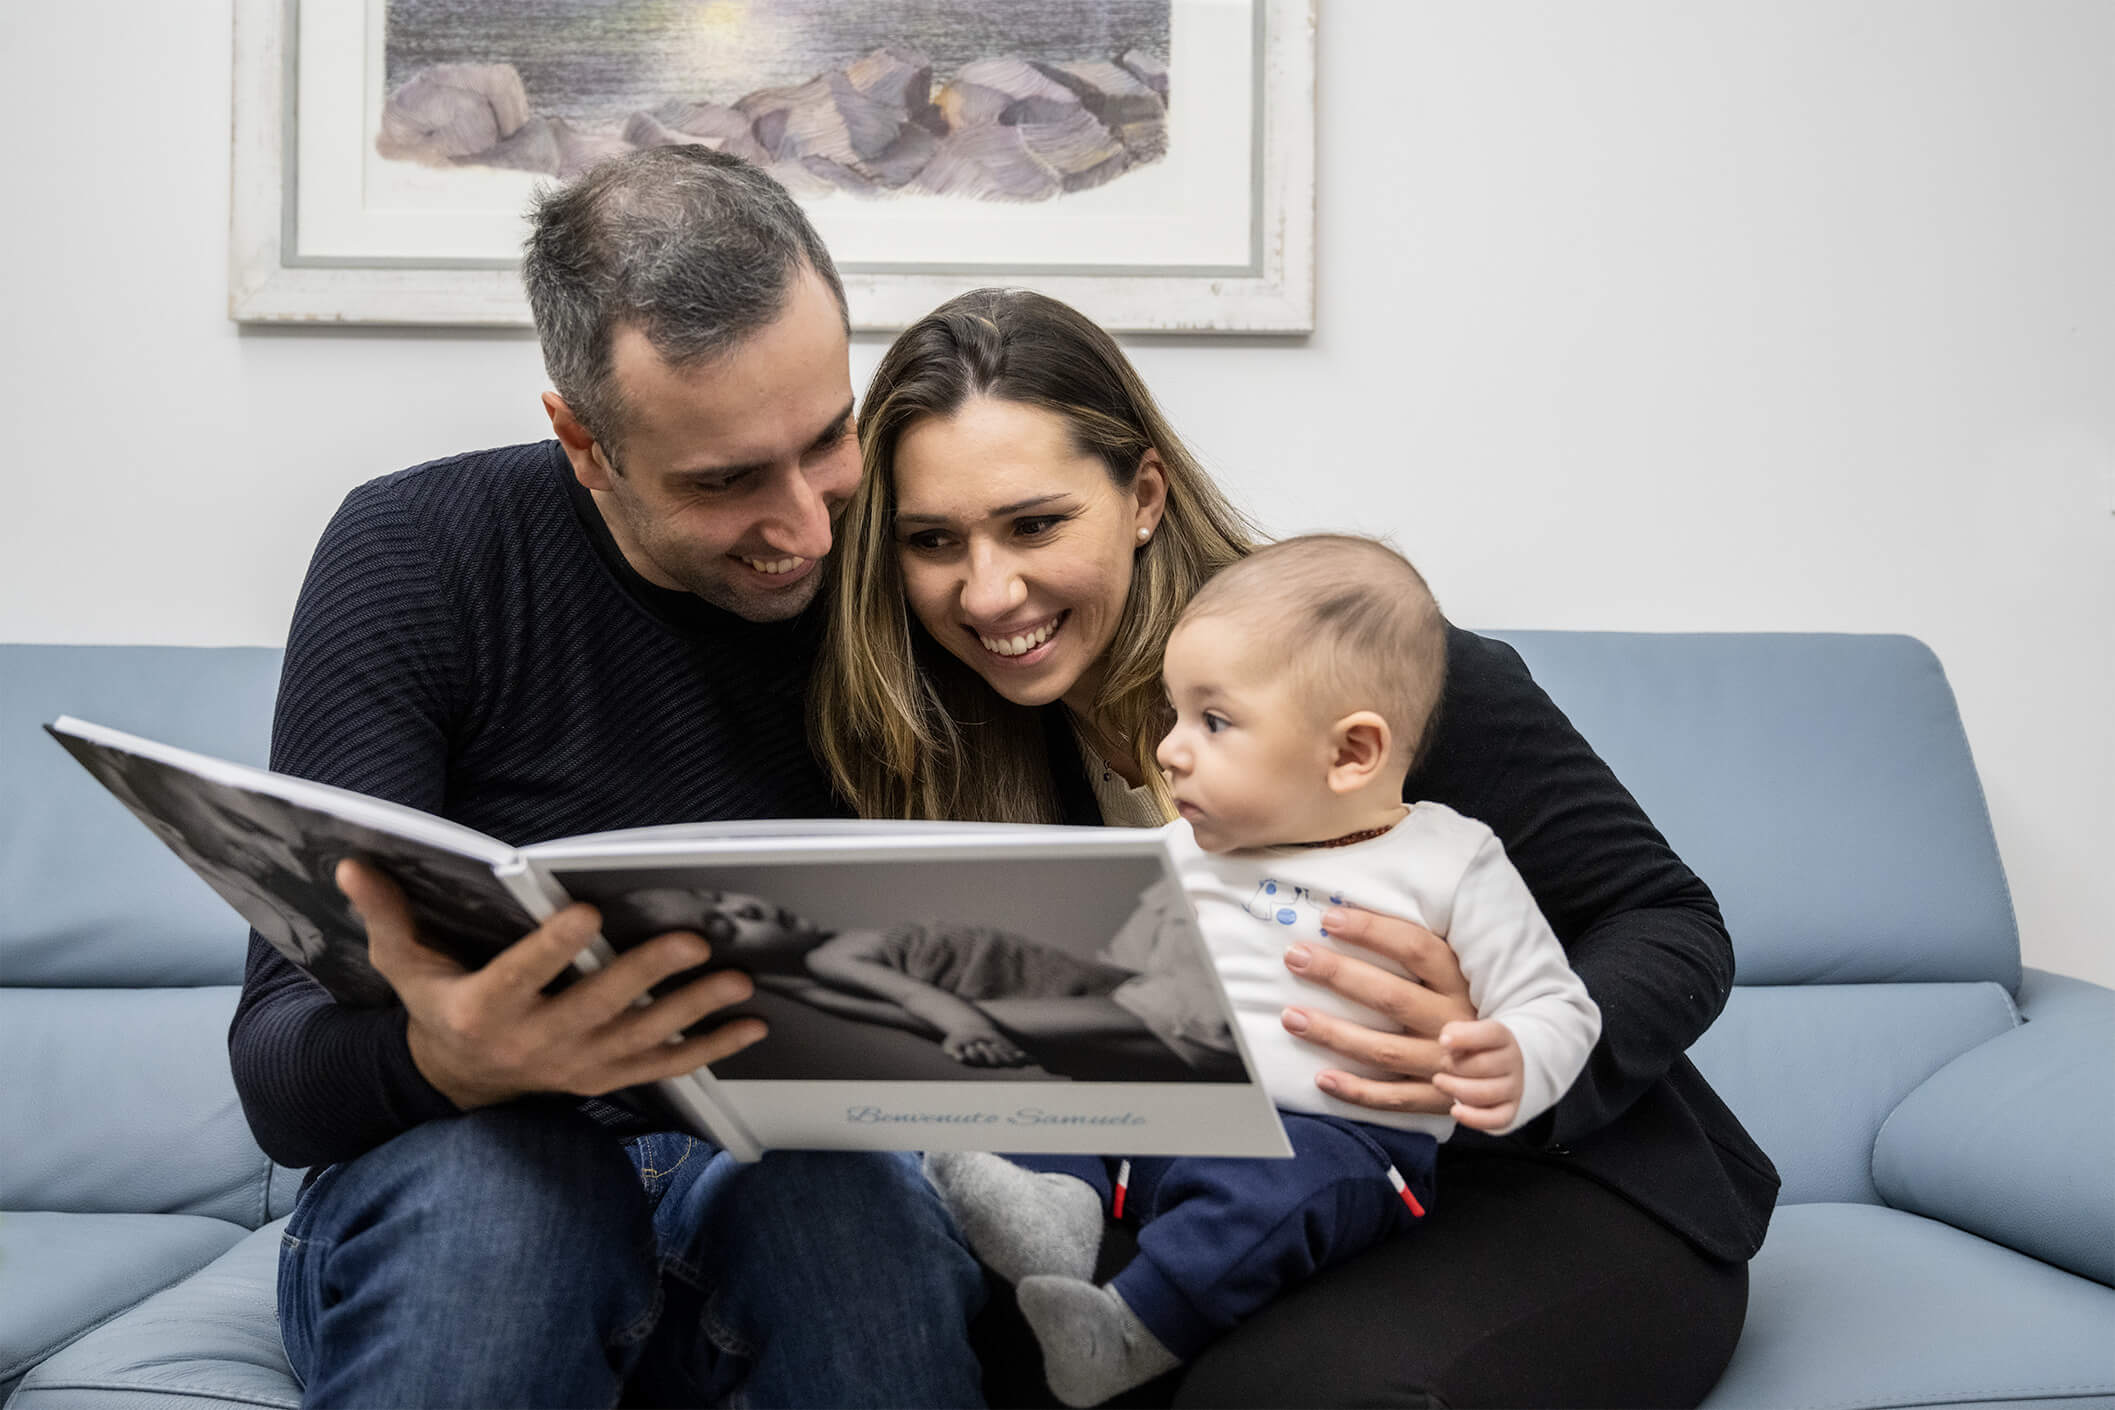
[807,399,856,451]
[895,493,1073,527]
[675,399,856,481]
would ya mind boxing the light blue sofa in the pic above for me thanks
[4,635,2111,1409]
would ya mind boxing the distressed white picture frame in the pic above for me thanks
[229,0,1315,332]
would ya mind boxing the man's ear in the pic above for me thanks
[1133,449,1169,541]
[543,391,613,491]
[1326,711,1393,795]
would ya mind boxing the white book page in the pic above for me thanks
[521,816,1100,858]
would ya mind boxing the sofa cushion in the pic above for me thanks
[1686,982,2017,1204]
[1493,632,2019,988]
[1,643,281,989]
[1874,977,2115,1285]
[0,1211,248,1398]
[1,987,272,1222]
[1700,1202,2115,1410]
[7,1218,299,1410]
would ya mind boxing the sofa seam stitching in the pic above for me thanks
[1769,1383,2115,1410]
[0,1250,248,1385]
[1921,642,2024,982]
[9,1379,295,1408]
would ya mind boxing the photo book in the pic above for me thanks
[47,716,1291,1162]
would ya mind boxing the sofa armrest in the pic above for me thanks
[1872,971,2114,1286]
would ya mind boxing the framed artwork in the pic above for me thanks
[230,0,1315,332]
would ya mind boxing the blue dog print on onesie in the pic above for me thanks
[1243,880,1347,935]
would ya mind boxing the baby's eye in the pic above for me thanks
[737,903,766,921]
[1203,712,1231,734]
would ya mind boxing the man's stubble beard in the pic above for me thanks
[684,562,826,622]
[641,527,828,623]
[603,482,828,624]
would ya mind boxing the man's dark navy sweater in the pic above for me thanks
[229,441,842,1170]
[231,439,1777,1263]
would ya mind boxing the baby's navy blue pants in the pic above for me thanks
[1017,1113,1437,1358]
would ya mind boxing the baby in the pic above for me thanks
[926,534,1602,1406]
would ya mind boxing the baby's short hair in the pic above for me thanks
[1178,535,1448,770]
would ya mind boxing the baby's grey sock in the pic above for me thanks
[1017,1275,1182,1408]
[922,1151,1104,1285]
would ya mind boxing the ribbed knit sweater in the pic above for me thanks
[228,441,842,1170]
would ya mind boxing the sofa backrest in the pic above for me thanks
[2,644,290,1222]
[1490,631,2019,989]
[1492,631,2024,1204]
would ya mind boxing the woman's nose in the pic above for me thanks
[961,545,1027,619]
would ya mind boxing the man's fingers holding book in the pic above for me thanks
[597,1015,770,1092]
[593,967,762,1066]
[551,928,724,1030]
[472,901,609,999]
[340,858,466,986]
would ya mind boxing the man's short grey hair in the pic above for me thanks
[521,145,848,457]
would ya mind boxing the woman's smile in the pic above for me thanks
[972,611,1067,661]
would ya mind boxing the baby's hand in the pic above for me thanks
[1432,1019,1525,1132]
[941,1026,1030,1068]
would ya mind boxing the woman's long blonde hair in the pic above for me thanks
[812,289,1259,823]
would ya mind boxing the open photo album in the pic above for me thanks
[47,716,1291,1162]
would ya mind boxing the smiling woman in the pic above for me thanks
[812,288,1258,823]
[810,288,1778,1410]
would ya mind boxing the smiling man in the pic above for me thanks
[229,148,986,1408]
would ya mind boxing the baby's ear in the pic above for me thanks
[1327,711,1392,794]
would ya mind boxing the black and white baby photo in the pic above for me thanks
[554,854,1248,1084]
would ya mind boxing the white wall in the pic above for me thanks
[3,2,2109,985]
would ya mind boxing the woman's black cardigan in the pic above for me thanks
[1047,625,1778,1262]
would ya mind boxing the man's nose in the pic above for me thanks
[758,464,837,558]
[961,542,1027,620]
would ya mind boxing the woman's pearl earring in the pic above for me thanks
[1137,526,1152,543]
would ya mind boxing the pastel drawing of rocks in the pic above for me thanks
[376,45,1169,201]
[914,123,1062,201]
[623,102,773,168]
[1118,48,1169,98]
[375,63,533,164]
[475,115,631,181]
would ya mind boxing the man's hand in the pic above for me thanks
[1432,1018,1525,1131]
[339,858,767,1111]
[1279,903,1477,1115]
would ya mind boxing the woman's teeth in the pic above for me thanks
[743,555,806,576]
[978,620,1058,657]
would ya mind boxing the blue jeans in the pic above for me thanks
[278,1104,987,1408]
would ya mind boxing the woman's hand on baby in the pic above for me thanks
[1279,904,1476,1115]
[1432,1019,1525,1131]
